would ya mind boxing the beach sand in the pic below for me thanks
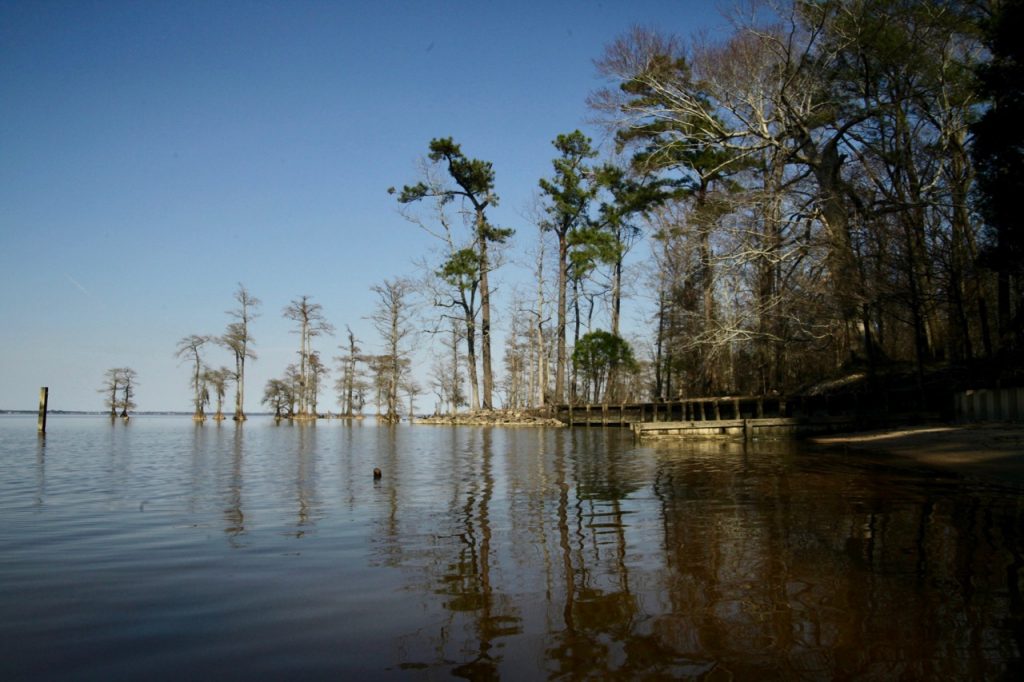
[810,423,1024,484]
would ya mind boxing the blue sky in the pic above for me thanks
[1,0,727,412]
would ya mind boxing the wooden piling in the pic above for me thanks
[38,387,48,434]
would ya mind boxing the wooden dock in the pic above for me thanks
[631,416,856,441]
[550,396,790,427]
[548,396,860,441]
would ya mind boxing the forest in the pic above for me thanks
[144,0,1023,421]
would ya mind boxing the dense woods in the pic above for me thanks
[584,0,1021,404]
[587,0,1016,402]
[150,0,1021,419]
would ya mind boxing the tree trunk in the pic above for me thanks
[611,247,622,338]
[298,317,309,416]
[534,236,547,408]
[654,289,666,400]
[451,323,461,414]
[463,308,480,411]
[478,223,493,410]
[555,234,568,404]
[696,180,717,396]
[234,355,246,421]
[571,277,582,402]
[809,137,861,335]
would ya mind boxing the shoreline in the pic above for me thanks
[415,409,565,427]
[809,423,1024,484]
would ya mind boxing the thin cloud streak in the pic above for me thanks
[64,273,92,298]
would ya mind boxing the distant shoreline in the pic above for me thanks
[0,410,277,417]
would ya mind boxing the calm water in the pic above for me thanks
[1,415,1021,680]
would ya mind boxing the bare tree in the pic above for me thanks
[370,278,414,423]
[176,334,210,421]
[283,296,334,419]
[307,351,328,417]
[402,377,422,420]
[99,367,122,418]
[204,366,232,421]
[262,378,292,420]
[334,325,365,417]
[118,367,137,418]
[502,294,534,410]
[429,318,465,416]
[220,284,260,421]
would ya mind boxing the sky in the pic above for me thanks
[0,0,729,413]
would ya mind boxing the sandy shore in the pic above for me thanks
[810,423,1024,483]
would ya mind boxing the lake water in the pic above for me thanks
[1,415,1021,680]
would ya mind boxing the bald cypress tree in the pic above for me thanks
[220,284,260,421]
[176,335,210,421]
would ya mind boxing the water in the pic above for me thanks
[1,415,1021,679]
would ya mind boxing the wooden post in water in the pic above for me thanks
[38,387,48,434]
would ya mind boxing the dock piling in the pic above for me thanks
[38,387,48,434]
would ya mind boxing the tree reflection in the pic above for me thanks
[647,441,1024,679]
[223,423,245,540]
[371,428,1022,678]
[292,422,317,538]
[544,428,646,678]
[437,428,522,680]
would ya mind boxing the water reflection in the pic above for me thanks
[386,431,1023,678]
[293,422,317,537]
[4,418,1021,679]
[224,423,245,539]
[33,433,46,508]
[644,441,1024,679]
